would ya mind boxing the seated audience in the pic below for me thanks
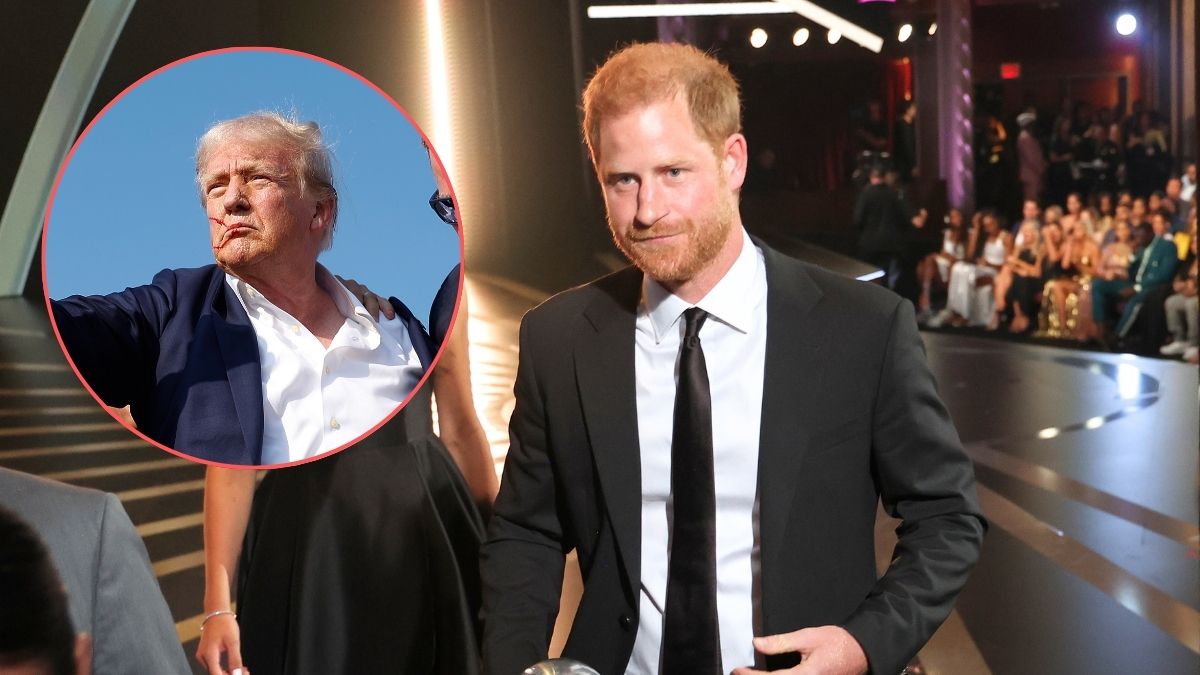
[916,207,967,322]
[1042,216,1100,339]
[1001,219,1043,333]
[934,211,1012,327]
[1092,212,1179,345]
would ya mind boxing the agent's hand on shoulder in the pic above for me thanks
[337,275,395,321]
[732,625,868,675]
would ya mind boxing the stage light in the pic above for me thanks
[587,2,792,18]
[793,27,810,46]
[827,29,842,44]
[928,22,937,35]
[1115,13,1136,36]
[898,23,912,42]
[425,0,453,177]
[750,27,768,48]
[586,1,885,53]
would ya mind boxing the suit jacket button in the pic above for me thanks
[619,614,633,631]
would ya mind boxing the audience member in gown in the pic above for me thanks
[1043,216,1100,338]
[1001,219,1042,333]
[0,504,91,675]
[916,207,966,322]
[935,211,1011,327]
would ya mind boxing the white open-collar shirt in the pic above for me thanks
[629,228,767,673]
[227,266,423,465]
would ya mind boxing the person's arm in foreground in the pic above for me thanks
[479,316,569,675]
[196,467,257,675]
[735,300,987,675]
[432,291,499,518]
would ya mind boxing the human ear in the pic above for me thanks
[723,133,748,191]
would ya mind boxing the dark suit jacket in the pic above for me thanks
[0,469,189,674]
[481,241,986,675]
[51,265,435,465]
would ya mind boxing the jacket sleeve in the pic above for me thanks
[840,299,987,674]
[49,270,176,407]
[480,314,568,675]
[91,492,191,675]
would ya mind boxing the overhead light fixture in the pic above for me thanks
[928,22,937,35]
[587,2,792,18]
[771,0,882,52]
[750,27,768,48]
[827,29,842,44]
[1115,13,1137,36]
[586,0,884,52]
[898,23,912,42]
[793,27,810,46]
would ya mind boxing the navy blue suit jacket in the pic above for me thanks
[51,265,435,465]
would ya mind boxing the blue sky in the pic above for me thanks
[44,48,459,324]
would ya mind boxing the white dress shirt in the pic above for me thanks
[628,229,768,674]
[226,266,424,465]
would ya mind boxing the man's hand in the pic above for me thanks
[195,614,248,675]
[731,625,868,675]
[337,275,395,321]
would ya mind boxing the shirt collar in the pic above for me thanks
[226,266,382,347]
[643,228,762,344]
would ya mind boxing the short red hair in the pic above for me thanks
[581,42,742,163]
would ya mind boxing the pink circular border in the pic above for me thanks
[41,45,468,471]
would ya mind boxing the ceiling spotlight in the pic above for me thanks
[750,27,768,48]
[1115,13,1136,36]
[827,29,842,44]
[793,27,810,46]
[898,23,912,42]
[928,22,937,35]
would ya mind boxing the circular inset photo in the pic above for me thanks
[43,48,462,468]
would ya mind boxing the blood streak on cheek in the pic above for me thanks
[209,217,230,250]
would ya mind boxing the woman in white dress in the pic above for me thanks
[938,211,1012,326]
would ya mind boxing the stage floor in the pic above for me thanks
[2,278,1197,674]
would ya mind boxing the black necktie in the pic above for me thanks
[662,307,720,675]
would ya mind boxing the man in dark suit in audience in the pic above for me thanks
[481,42,985,675]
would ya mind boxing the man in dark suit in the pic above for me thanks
[0,468,189,674]
[481,43,985,675]
[50,112,434,465]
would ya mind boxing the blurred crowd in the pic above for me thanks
[921,179,1197,362]
[979,97,1179,217]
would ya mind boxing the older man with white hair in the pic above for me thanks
[51,111,434,465]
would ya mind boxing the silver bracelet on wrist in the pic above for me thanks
[199,609,236,632]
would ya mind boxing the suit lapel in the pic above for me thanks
[575,267,644,585]
[754,243,825,580]
[210,275,265,465]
